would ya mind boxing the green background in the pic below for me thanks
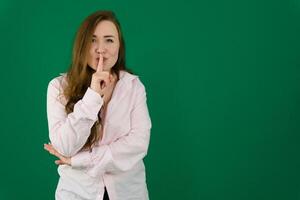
[1,0,300,199]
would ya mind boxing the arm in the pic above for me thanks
[71,81,152,177]
[47,77,104,157]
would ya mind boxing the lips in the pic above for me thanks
[96,57,107,63]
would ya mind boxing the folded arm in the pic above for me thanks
[71,82,152,177]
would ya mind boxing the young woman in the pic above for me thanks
[44,10,152,200]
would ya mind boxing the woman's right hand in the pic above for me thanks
[90,54,110,97]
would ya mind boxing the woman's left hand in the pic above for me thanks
[44,143,71,166]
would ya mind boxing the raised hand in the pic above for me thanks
[90,54,110,97]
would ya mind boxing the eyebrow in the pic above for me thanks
[92,34,115,38]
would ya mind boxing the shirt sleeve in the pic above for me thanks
[71,80,152,177]
[47,77,104,157]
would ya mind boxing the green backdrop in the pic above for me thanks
[1,0,300,199]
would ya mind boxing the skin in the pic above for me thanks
[44,20,121,165]
[44,143,70,165]
[87,20,120,72]
[89,20,119,104]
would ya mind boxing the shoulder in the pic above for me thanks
[47,72,67,92]
[119,70,146,92]
[47,73,68,105]
[47,73,68,104]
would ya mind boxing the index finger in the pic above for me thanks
[96,54,103,73]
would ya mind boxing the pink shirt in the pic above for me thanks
[46,70,152,200]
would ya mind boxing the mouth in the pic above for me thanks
[96,57,107,63]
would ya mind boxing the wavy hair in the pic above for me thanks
[63,10,130,151]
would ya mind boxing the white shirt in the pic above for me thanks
[46,70,152,200]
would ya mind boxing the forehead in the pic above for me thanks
[93,20,118,37]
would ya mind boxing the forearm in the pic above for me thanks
[47,80,104,157]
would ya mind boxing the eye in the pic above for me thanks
[91,38,97,43]
[106,39,114,43]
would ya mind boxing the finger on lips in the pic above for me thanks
[97,54,103,73]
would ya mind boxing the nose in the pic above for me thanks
[96,42,106,54]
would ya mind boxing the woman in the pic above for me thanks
[44,10,152,200]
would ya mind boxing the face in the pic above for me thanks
[87,20,120,72]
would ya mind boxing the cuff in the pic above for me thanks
[79,88,104,120]
[82,87,103,107]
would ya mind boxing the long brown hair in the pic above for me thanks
[63,10,128,151]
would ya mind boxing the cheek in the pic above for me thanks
[110,47,119,56]
[108,48,119,67]
[110,43,119,54]
[113,51,119,60]
[111,47,119,59]
[106,49,119,64]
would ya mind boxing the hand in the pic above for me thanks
[44,143,71,166]
[90,53,110,97]
[102,73,117,105]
